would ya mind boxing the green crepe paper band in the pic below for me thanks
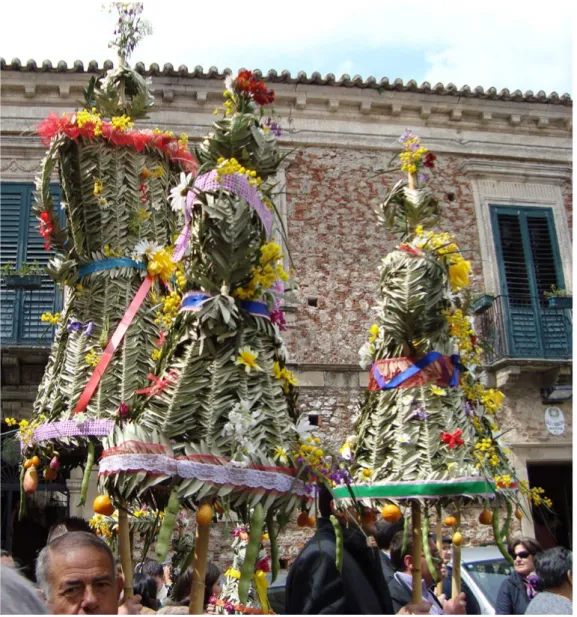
[332,478,497,500]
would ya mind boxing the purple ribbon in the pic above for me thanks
[173,171,273,262]
[27,419,115,445]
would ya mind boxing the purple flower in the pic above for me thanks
[418,173,430,183]
[84,321,94,337]
[412,409,428,421]
[270,310,287,331]
[399,129,412,143]
[67,319,83,332]
[231,525,247,538]
[224,601,234,613]
[465,401,476,417]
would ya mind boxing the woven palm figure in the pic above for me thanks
[100,72,304,521]
[21,48,194,503]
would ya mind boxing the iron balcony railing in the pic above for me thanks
[477,294,572,365]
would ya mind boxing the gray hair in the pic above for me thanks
[1,565,48,614]
[35,531,116,599]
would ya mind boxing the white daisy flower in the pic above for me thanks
[398,433,411,444]
[401,395,414,406]
[131,240,161,261]
[169,172,193,212]
[295,416,316,440]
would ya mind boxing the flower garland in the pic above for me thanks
[36,110,196,171]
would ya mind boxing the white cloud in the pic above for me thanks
[0,0,572,93]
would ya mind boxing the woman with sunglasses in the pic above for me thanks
[496,537,543,614]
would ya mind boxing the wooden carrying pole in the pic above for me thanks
[411,501,423,604]
[435,504,443,596]
[189,507,211,614]
[118,508,133,601]
[451,510,462,599]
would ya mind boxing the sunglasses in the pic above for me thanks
[513,551,531,559]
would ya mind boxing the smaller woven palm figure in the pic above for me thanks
[101,72,305,519]
[351,132,518,494]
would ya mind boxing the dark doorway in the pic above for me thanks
[527,461,572,550]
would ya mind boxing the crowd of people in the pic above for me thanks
[0,490,573,615]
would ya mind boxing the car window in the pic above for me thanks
[267,585,286,614]
[463,559,513,607]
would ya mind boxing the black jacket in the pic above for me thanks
[379,551,396,584]
[495,571,531,615]
[387,572,443,614]
[285,518,394,614]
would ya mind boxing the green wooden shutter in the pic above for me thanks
[0,183,62,345]
[491,205,571,359]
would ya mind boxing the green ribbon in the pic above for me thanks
[333,479,496,500]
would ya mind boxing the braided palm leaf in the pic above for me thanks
[196,114,283,181]
[26,138,183,463]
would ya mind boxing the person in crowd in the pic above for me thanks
[133,573,159,613]
[440,537,452,580]
[496,537,543,614]
[388,530,466,615]
[286,485,433,614]
[35,530,140,615]
[47,516,94,544]
[374,519,404,583]
[0,564,48,615]
[137,559,168,605]
[525,546,572,615]
[0,549,15,567]
[158,562,221,615]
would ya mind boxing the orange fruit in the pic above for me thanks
[381,504,402,523]
[444,515,458,527]
[478,510,493,525]
[515,509,524,521]
[297,512,310,527]
[24,459,33,469]
[307,516,316,527]
[93,494,115,516]
[23,466,38,494]
[44,468,57,481]
[196,503,213,527]
[31,455,40,467]
[452,532,464,546]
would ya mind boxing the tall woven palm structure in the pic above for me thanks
[332,132,540,602]
[99,71,308,614]
[19,5,195,509]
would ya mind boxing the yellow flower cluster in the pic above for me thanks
[93,180,103,196]
[233,243,289,300]
[493,473,512,488]
[215,157,262,187]
[147,248,177,282]
[16,418,36,448]
[41,312,62,325]
[443,309,480,361]
[462,380,505,415]
[4,417,18,427]
[175,265,187,291]
[400,144,429,174]
[89,514,114,538]
[137,207,151,222]
[103,245,123,258]
[272,361,298,391]
[76,108,103,135]
[111,115,134,131]
[85,348,100,368]
[474,438,500,467]
[178,133,189,146]
[154,291,181,329]
[294,436,325,471]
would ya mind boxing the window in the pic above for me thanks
[0,183,62,345]
[490,205,571,359]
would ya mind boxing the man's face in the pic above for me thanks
[46,546,121,615]
[441,542,452,563]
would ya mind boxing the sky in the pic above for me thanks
[0,0,573,95]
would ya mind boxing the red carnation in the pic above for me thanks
[423,152,437,169]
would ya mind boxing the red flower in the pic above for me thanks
[255,557,270,572]
[441,429,464,449]
[423,152,436,169]
[117,403,130,418]
[471,335,477,346]
[399,243,423,256]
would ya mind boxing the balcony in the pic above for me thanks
[476,294,572,367]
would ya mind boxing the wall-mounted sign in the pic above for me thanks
[545,407,565,436]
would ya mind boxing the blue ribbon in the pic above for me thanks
[371,351,460,390]
[78,258,146,277]
[180,292,213,311]
[240,300,270,319]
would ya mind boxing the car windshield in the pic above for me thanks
[463,558,513,607]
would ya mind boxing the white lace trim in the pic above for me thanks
[99,453,309,497]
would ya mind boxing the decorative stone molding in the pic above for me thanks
[196,91,208,104]
[391,103,402,116]
[420,106,431,119]
[1,158,43,181]
[328,99,339,112]
[509,114,522,125]
[163,89,174,103]
[360,100,371,114]
[450,109,462,121]
[295,93,306,109]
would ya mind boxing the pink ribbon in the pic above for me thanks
[173,191,195,262]
[136,369,179,397]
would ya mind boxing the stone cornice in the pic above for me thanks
[460,158,572,184]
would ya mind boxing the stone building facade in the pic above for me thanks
[1,59,572,566]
